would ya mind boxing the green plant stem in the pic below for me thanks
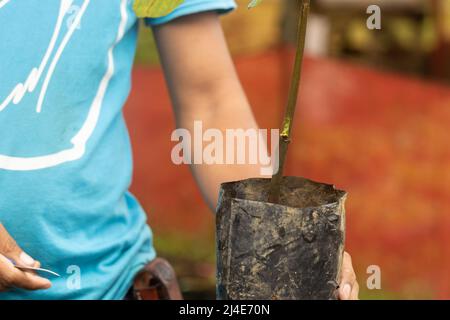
[268,0,310,203]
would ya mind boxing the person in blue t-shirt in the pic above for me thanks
[0,0,358,300]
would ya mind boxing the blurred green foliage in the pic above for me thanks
[154,231,216,263]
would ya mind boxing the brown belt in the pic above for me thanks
[127,257,183,300]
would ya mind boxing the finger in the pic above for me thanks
[11,270,52,291]
[340,267,357,286]
[0,254,14,291]
[350,282,360,300]
[339,252,357,300]
[344,251,352,263]
[0,254,51,291]
[0,223,36,267]
[339,283,352,300]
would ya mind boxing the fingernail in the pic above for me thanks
[342,284,351,300]
[20,252,35,266]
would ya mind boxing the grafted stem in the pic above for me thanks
[268,0,310,203]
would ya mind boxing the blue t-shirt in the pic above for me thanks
[0,0,235,300]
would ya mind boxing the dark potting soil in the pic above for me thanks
[219,176,346,209]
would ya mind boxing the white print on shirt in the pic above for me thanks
[0,0,129,171]
[0,0,10,10]
[0,0,83,113]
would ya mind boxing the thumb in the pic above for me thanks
[0,223,36,267]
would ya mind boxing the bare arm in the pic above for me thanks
[153,12,263,210]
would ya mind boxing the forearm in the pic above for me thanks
[179,82,263,210]
[153,12,265,210]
